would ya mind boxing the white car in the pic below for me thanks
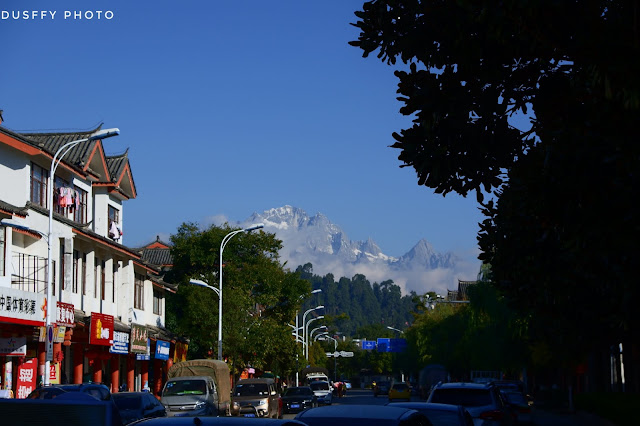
[309,381,332,405]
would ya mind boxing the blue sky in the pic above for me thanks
[1,0,484,268]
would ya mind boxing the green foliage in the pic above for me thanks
[165,223,310,378]
[350,0,640,376]
[411,281,529,378]
[297,264,417,335]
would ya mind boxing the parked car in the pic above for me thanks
[231,378,281,418]
[27,383,111,400]
[374,381,391,397]
[309,380,333,405]
[112,391,168,424]
[294,404,431,426]
[129,417,307,425]
[387,402,474,426]
[388,382,412,402]
[281,386,317,414]
[499,390,532,425]
[427,382,514,426]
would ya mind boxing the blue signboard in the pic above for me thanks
[388,338,408,353]
[377,338,390,352]
[110,331,129,355]
[362,340,376,350]
[155,340,170,360]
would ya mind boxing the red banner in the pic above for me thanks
[89,312,114,346]
[16,358,37,399]
[56,301,75,327]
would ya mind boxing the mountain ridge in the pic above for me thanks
[241,205,478,295]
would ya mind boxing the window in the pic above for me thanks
[73,250,80,293]
[153,289,162,315]
[30,163,48,208]
[134,273,144,310]
[53,176,70,216]
[108,205,122,240]
[73,187,88,223]
[112,263,117,303]
[82,253,87,295]
[101,260,106,301]
[94,258,98,298]
[60,240,65,291]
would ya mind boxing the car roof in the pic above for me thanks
[387,402,462,412]
[132,418,306,425]
[295,404,419,421]
[237,378,275,384]
[435,382,492,389]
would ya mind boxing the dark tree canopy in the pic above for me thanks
[351,0,640,367]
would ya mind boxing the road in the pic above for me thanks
[283,388,614,425]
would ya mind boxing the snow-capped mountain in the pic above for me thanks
[238,205,476,295]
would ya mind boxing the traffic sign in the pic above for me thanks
[46,325,53,362]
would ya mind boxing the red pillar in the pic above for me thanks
[153,359,163,398]
[93,357,103,384]
[141,360,149,390]
[127,356,135,391]
[73,344,83,384]
[37,342,45,386]
[111,354,120,393]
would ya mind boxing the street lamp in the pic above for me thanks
[189,278,220,297]
[387,326,403,334]
[45,127,119,386]
[217,223,264,360]
[293,290,321,385]
[296,305,324,358]
[305,315,324,359]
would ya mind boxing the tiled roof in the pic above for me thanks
[457,280,477,300]
[20,125,103,173]
[0,199,27,216]
[141,247,173,266]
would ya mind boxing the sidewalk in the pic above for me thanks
[532,408,616,426]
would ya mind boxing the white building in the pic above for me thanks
[0,117,176,396]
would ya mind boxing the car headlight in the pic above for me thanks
[232,402,240,409]
[258,399,267,406]
[194,401,206,409]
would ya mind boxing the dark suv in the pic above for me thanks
[427,382,513,425]
[27,383,111,400]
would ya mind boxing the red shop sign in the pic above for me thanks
[89,312,114,346]
[16,358,37,399]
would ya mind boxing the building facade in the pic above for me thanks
[0,119,176,398]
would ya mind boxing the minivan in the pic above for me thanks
[161,376,218,417]
[231,378,281,418]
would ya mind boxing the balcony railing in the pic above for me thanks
[10,252,55,295]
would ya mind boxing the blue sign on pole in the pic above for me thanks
[388,338,408,353]
[362,340,376,350]
[377,338,390,352]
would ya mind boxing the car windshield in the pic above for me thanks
[163,380,207,396]
[235,383,269,396]
[310,382,330,391]
[431,388,492,407]
[113,395,142,410]
[284,387,313,396]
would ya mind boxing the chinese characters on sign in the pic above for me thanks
[155,340,170,361]
[89,312,114,346]
[56,301,75,327]
[16,358,37,399]
[130,323,148,354]
[110,331,130,354]
[0,287,45,325]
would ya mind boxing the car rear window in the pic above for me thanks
[310,382,330,391]
[430,388,492,407]
[235,383,269,396]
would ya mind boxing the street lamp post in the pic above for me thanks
[300,305,324,362]
[305,315,324,359]
[45,128,119,386]
[387,326,403,334]
[293,290,321,386]
[217,223,264,360]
